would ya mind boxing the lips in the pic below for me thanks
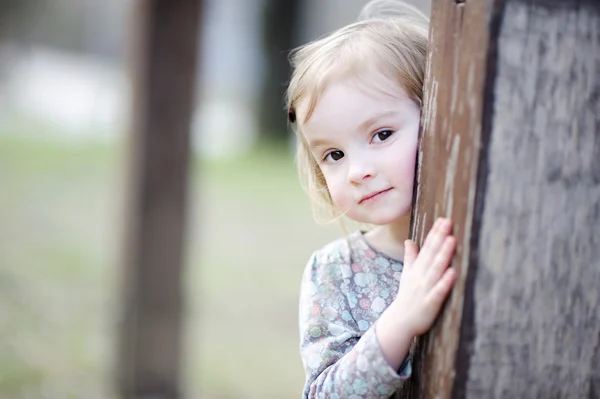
[359,188,393,204]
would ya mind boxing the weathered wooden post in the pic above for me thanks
[116,1,202,398]
[403,0,600,397]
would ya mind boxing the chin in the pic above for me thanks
[352,210,409,226]
[369,215,405,226]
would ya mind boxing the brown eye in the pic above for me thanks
[325,150,344,162]
[373,130,394,143]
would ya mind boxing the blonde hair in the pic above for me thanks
[286,0,429,224]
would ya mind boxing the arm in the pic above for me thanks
[376,217,457,369]
[300,218,457,398]
[299,254,411,399]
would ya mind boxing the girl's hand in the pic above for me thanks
[393,217,457,337]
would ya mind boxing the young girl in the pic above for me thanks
[286,1,457,397]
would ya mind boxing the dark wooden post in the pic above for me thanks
[403,0,600,397]
[116,1,201,398]
[259,0,302,140]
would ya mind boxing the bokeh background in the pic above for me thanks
[0,0,428,398]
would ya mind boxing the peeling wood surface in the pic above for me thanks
[402,0,492,397]
[461,1,600,397]
[406,0,600,397]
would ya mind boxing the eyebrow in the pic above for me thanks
[307,138,331,149]
[359,110,397,132]
[306,110,398,148]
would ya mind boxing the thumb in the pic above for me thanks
[403,239,418,268]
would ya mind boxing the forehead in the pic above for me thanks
[299,73,414,135]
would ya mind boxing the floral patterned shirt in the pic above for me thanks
[299,231,411,399]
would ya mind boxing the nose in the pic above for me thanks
[347,156,376,185]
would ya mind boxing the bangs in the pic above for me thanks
[296,38,422,125]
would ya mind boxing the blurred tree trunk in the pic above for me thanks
[0,0,34,37]
[259,0,302,142]
[116,1,201,398]
[401,0,600,398]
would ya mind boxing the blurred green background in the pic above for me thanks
[0,0,428,397]
[0,121,338,398]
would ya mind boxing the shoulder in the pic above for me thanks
[314,234,356,265]
[302,232,362,286]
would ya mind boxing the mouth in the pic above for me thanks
[359,188,393,204]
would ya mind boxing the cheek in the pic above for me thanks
[388,135,418,184]
[323,171,350,207]
[403,142,418,174]
[330,190,350,207]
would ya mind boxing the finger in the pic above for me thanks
[427,268,457,308]
[420,217,442,249]
[418,218,452,268]
[403,239,418,268]
[435,218,453,236]
[422,218,451,251]
[426,236,457,285]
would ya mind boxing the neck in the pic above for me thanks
[364,214,411,261]
[386,213,412,245]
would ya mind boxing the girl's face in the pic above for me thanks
[299,71,420,226]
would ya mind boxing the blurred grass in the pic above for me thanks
[0,124,338,399]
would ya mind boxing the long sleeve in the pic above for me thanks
[299,250,411,399]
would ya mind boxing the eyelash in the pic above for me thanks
[321,129,396,163]
[323,150,344,163]
[372,129,395,143]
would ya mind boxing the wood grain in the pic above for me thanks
[405,0,600,397]
[402,0,492,397]
[462,1,600,397]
